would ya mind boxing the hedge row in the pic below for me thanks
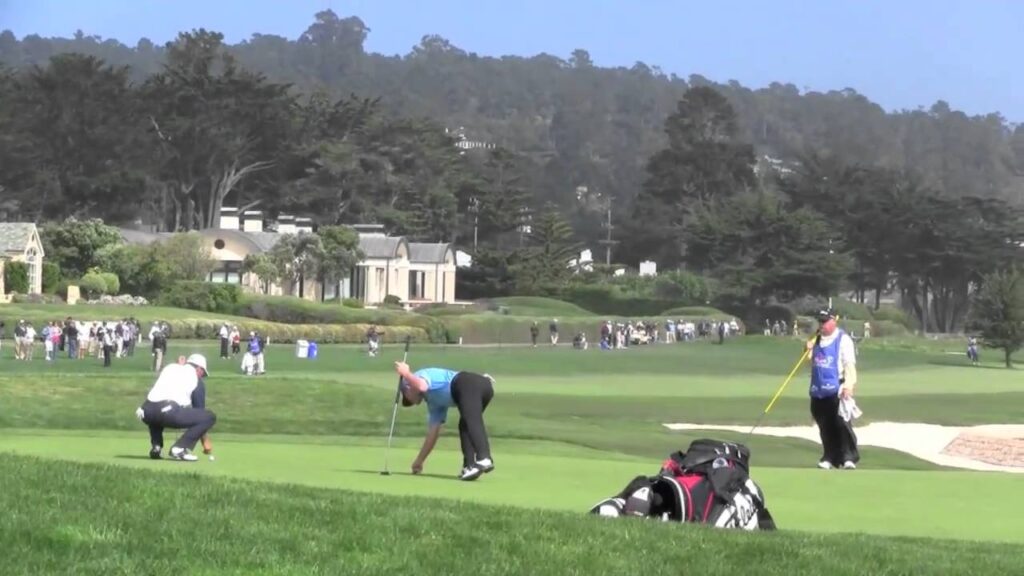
[162,318,428,344]
[229,296,456,343]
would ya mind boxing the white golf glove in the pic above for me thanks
[135,407,145,421]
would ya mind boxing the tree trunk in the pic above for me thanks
[1006,348,1012,369]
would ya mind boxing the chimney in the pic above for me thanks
[277,214,296,235]
[219,207,240,230]
[296,217,314,234]
[242,210,264,233]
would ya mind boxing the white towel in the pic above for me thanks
[839,396,863,422]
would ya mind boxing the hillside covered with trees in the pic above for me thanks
[1,9,1022,333]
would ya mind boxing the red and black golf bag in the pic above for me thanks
[588,439,776,531]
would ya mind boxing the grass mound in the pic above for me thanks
[2,455,1020,576]
[490,296,596,317]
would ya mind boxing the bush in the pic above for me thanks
[41,262,62,294]
[230,296,452,343]
[98,272,120,296]
[156,282,243,313]
[342,298,364,309]
[872,305,917,330]
[78,273,108,299]
[156,317,428,344]
[11,293,64,304]
[3,261,29,294]
[557,285,685,317]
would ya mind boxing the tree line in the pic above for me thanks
[1,10,1023,342]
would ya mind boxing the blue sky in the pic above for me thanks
[1,0,1020,121]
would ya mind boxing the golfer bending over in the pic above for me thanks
[395,362,495,481]
[136,353,216,462]
[807,309,860,470]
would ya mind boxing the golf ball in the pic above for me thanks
[209,455,216,461]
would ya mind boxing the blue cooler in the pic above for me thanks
[307,341,318,359]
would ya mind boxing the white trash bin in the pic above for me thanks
[295,339,309,359]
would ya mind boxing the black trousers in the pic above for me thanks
[451,372,494,467]
[142,400,217,452]
[220,338,229,358]
[810,395,860,466]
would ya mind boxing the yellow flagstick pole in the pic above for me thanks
[748,340,814,436]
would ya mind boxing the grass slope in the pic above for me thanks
[2,432,1022,545]
[2,334,1022,571]
[3,456,1022,576]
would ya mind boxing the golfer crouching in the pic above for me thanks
[135,353,216,462]
[395,361,495,481]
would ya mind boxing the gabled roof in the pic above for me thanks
[0,223,40,253]
[409,242,453,264]
[359,234,407,259]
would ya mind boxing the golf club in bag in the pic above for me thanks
[381,335,412,475]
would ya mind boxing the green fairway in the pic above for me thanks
[1,430,1021,545]
[1,332,1021,573]
[5,457,1022,576]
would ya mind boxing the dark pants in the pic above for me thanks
[810,395,860,466]
[220,338,229,358]
[451,372,494,467]
[142,400,217,452]
[103,345,112,367]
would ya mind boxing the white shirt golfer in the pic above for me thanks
[146,363,200,407]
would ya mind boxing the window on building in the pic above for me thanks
[409,270,425,300]
[207,260,243,284]
[25,248,38,292]
[349,266,366,300]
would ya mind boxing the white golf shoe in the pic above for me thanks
[817,460,834,470]
[169,447,198,462]
[458,465,483,481]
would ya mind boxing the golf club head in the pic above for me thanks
[380,470,391,476]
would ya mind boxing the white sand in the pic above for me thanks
[662,421,1024,474]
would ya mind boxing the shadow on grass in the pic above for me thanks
[349,469,457,481]
[114,455,159,460]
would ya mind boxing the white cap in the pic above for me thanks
[186,353,209,375]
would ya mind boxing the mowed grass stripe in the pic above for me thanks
[2,455,1022,576]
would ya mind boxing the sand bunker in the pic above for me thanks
[662,421,1024,474]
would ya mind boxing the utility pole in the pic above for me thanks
[597,203,618,266]
[470,197,479,251]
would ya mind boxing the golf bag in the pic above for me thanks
[588,439,776,531]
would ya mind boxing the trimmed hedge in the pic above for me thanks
[157,282,243,313]
[230,296,456,344]
[161,318,428,344]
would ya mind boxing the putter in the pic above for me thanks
[381,335,412,475]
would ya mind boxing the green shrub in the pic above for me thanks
[230,296,451,343]
[660,306,730,317]
[156,317,428,344]
[3,261,29,294]
[78,273,108,299]
[98,272,120,296]
[557,285,683,316]
[41,262,62,294]
[341,298,364,308]
[871,305,917,330]
[10,293,64,304]
[157,282,243,313]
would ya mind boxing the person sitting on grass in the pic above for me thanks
[395,361,496,481]
[135,353,216,462]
